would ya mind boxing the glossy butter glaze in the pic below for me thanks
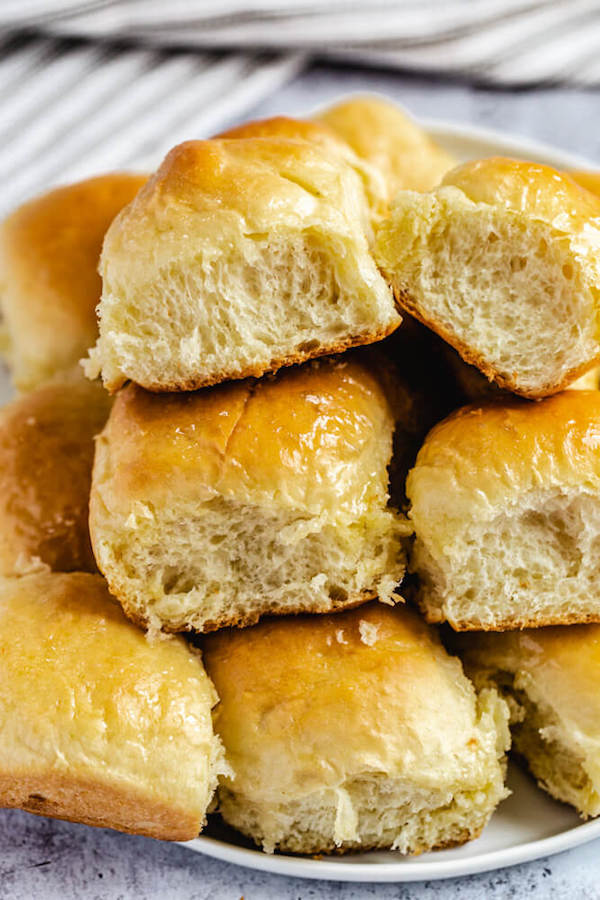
[408,391,600,530]
[317,95,456,197]
[216,115,387,224]
[0,572,222,840]
[0,376,112,575]
[443,157,600,232]
[0,173,146,390]
[94,357,394,518]
[203,602,504,804]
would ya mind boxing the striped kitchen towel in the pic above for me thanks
[0,33,304,215]
[2,0,599,85]
[0,0,598,214]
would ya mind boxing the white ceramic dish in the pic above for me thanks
[176,119,600,882]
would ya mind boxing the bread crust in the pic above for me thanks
[119,588,386,635]
[0,374,112,576]
[204,603,509,855]
[222,821,484,856]
[391,284,600,399]
[422,603,600,632]
[0,572,223,841]
[316,94,456,197]
[0,173,146,391]
[105,320,400,394]
[0,772,200,842]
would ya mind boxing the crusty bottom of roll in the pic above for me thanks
[95,497,406,633]
[469,670,600,818]
[88,230,400,393]
[121,322,399,394]
[413,487,600,631]
[394,286,600,401]
[217,774,507,856]
[428,611,600,632]
[0,771,203,842]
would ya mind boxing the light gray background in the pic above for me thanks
[2,62,600,899]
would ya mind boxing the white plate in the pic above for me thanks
[179,119,600,882]
[184,765,600,882]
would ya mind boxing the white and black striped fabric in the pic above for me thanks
[0,33,303,215]
[0,0,598,215]
[2,0,599,85]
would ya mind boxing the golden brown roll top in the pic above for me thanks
[567,170,600,197]
[317,94,456,198]
[410,391,600,515]
[457,625,600,817]
[216,114,388,224]
[407,391,600,630]
[375,156,600,398]
[95,357,394,518]
[85,136,399,393]
[0,375,112,576]
[89,357,408,633]
[0,173,146,391]
[203,602,509,854]
[0,572,225,839]
[443,157,600,223]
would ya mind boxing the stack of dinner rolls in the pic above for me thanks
[1,92,600,856]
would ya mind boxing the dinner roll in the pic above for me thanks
[375,157,600,398]
[0,373,112,576]
[216,115,388,225]
[407,391,600,631]
[571,170,600,196]
[85,137,399,394]
[0,174,146,391]
[317,94,456,198]
[203,603,510,855]
[0,572,225,840]
[457,625,600,818]
[90,357,408,633]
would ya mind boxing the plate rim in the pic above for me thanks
[181,116,599,882]
[181,816,600,883]
[420,116,597,170]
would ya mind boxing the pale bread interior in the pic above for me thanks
[92,496,407,633]
[87,231,397,391]
[375,188,600,396]
[412,487,600,630]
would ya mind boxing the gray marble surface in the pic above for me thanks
[3,63,600,899]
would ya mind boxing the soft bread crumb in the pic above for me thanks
[333,788,360,845]
[358,620,380,645]
[375,175,600,398]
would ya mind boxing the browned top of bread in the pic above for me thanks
[203,602,507,805]
[217,114,356,157]
[92,356,395,519]
[317,94,455,197]
[568,170,600,197]
[217,114,388,221]
[0,571,223,840]
[0,173,146,390]
[0,374,112,575]
[407,391,600,544]
[443,158,600,228]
